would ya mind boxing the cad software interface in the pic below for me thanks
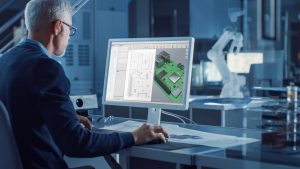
[105,40,190,106]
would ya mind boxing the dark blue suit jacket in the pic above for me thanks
[0,39,134,169]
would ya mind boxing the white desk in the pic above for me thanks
[189,96,272,127]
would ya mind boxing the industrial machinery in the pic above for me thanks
[207,29,246,98]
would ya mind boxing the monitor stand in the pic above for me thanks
[147,108,162,126]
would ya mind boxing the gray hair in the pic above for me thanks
[24,0,72,33]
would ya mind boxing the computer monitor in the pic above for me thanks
[227,52,263,74]
[102,37,194,125]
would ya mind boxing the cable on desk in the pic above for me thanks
[161,110,197,124]
[161,111,185,124]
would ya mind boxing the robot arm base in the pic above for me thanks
[220,73,246,98]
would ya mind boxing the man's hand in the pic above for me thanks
[132,123,169,145]
[77,115,92,131]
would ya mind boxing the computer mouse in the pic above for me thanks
[148,138,167,144]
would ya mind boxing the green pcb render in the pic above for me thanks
[154,51,184,103]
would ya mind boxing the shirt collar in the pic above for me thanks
[20,38,53,58]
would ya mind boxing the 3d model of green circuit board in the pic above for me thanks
[154,51,184,103]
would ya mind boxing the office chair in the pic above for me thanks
[0,101,23,169]
[0,101,96,169]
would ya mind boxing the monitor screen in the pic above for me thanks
[103,37,194,110]
[227,52,263,73]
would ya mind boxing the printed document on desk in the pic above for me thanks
[100,120,258,148]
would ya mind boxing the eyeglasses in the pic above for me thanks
[60,20,77,36]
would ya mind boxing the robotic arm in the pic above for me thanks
[207,30,246,98]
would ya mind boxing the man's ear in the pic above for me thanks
[52,20,62,36]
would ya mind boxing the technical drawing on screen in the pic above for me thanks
[103,37,194,125]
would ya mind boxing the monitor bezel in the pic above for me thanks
[102,37,194,110]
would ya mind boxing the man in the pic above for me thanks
[0,0,168,169]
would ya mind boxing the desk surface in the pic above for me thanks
[253,86,288,92]
[189,96,272,111]
[93,117,300,168]
[93,118,203,165]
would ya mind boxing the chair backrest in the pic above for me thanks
[0,101,23,169]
